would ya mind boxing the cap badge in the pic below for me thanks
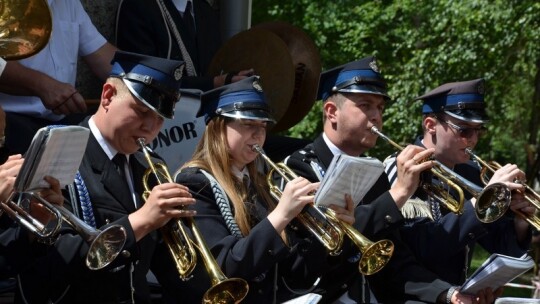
[369,60,380,73]
[174,66,183,81]
[252,79,263,92]
[476,81,485,94]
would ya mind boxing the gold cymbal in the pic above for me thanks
[208,27,294,127]
[253,21,321,132]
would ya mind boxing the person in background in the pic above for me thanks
[14,51,198,303]
[116,0,252,92]
[283,56,498,303]
[0,56,65,293]
[0,0,117,156]
[174,75,352,303]
[384,79,531,288]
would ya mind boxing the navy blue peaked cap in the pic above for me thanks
[198,76,276,125]
[415,78,488,123]
[317,56,389,101]
[110,51,185,119]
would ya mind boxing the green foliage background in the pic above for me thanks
[252,0,540,184]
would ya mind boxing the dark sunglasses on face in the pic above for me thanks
[437,117,487,138]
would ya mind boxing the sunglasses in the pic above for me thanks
[437,117,487,138]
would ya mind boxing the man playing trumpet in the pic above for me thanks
[15,51,198,303]
[283,57,495,303]
[384,78,532,298]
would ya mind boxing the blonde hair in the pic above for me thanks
[106,77,131,98]
[181,116,276,236]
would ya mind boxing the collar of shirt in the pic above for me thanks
[172,0,192,15]
[322,132,354,157]
[231,165,250,183]
[89,116,128,163]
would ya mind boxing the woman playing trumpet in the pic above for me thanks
[175,76,355,303]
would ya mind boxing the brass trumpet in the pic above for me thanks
[372,126,466,214]
[252,144,394,275]
[466,148,540,229]
[372,126,510,220]
[0,191,127,270]
[138,138,249,304]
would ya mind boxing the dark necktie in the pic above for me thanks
[183,1,196,40]
[113,154,128,185]
[242,174,250,190]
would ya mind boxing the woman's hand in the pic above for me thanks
[268,177,319,233]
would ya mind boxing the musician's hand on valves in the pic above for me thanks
[30,175,64,225]
[129,183,195,241]
[390,145,435,208]
[0,154,24,202]
[268,177,319,233]
[486,163,525,191]
[327,194,355,225]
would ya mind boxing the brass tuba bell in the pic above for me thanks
[0,0,52,60]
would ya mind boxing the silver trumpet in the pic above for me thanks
[0,191,127,270]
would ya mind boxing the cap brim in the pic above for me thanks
[221,109,276,124]
[339,84,391,100]
[124,79,178,119]
[444,109,489,124]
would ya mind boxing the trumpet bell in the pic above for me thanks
[86,225,127,270]
[325,209,394,275]
[360,239,394,275]
[203,278,249,304]
[474,182,511,223]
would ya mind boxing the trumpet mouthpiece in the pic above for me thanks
[251,144,261,152]
[370,126,380,134]
[137,138,146,146]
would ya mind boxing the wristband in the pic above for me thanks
[446,286,459,304]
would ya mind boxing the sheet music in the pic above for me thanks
[282,293,322,304]
[460,253,534,295]
[15,126,90,191]
[314,154,384,208]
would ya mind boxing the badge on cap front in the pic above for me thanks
[369,60,380,73]
[477,81,484,94]
[174,66,183,81]
[252,79,263,92]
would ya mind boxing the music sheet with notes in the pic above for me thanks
[15,126,90,191]
[460,253,534,295]
[314,154,384,208]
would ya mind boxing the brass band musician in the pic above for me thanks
[174,76,346,303]
[15,51,197,303]
[384,79,532,300]
[282,57,487,303]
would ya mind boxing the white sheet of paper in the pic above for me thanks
[17,126,90,191]
[461,253,534,295]
[282,293,322,304]
[314,154,384,208]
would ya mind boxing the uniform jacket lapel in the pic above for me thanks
[312,134,334,170]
